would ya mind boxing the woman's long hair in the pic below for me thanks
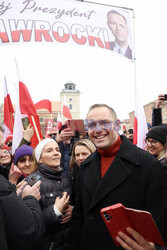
[69,139,96,171]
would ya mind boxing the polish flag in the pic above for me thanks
[12,81,43,154]
[123,122,127,131]
[63,96,72,119]
[3,78,14,140]
[34,99,52,113]
[133,84,148,149]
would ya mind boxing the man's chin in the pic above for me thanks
[95,142,108,150]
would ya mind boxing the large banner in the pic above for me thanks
[0,0,134,60]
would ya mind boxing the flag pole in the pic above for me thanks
[31,115,41,142]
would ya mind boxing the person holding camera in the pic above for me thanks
[152,94,167,126]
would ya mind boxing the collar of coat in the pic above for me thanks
[81,135,141,168]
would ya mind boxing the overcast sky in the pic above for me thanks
[0,0,167,120]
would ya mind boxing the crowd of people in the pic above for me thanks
[0,94,167,250]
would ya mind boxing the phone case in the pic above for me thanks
[100,203,165,247]
[67,119,86,136]
[21,117,30,130]
[26,174,41,187]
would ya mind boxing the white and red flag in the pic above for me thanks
[123,122,127,131]
[34,99,52,113]
[62,96,72,119]
[12,81,43,154]
[3,77,14,140]
[133,84,148,149]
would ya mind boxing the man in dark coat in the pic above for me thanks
[107,10,132,60]
[70,104,167,250]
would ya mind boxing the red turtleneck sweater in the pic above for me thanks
[97,136,122,178]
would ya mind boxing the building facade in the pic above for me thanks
[60,82,80,123]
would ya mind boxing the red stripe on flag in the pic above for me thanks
[4,94,14,132]
[35,99,52,113]
[63,105,72,119]
[19,82,43,148]
[19,81,37,115]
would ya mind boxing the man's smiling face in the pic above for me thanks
[87,107,118,150]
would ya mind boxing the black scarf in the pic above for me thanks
[38,164,64,181]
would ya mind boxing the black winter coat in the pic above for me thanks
[0,164,45,250]
[69,164,80,205]
[70,135,167,250]
[34,164,72,250]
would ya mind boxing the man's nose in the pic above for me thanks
[94,122,103,132]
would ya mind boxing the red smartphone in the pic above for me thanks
[67,119,86,136]
[100,203,165,247]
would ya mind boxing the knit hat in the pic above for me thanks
[146,125,167,145]
[14,145,33,165]
[35,138,55,162]
[2,145,10,151]
[4,133,13,145]
[147,123,152,129]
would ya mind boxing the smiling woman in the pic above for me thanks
[145,125,167,171]
[31,138,72,250]
[0,145,12,167]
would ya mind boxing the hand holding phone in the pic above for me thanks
[67,119,86,136]
[26,174,41,187]
[160,94,167,101]
[22,180,41,200]
[21,117,30,130]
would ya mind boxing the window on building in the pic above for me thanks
[54,118,57,122]
[40,118,43,122]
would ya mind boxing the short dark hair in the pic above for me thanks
[107,10,127,24]
[87,104,117,121]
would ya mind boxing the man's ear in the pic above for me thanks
[113,119,121,132]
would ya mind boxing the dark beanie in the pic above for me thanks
[14,145,33,165]
[146,125,167,145]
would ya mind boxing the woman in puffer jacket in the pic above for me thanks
[31,138,73,250]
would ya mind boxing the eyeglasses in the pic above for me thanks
[87,120,113,131]
[145,139,158,146]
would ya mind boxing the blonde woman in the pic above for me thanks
[69,139,96,205]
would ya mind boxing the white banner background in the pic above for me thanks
[0,0,135,120]
[0,0,134,56]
